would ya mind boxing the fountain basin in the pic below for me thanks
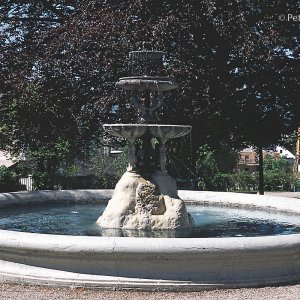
[116,76,179,91]
[103,124,192,140]
[0,190,299,290]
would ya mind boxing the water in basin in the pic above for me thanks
[0,202,299,238]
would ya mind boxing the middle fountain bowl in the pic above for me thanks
[103,124,192,140]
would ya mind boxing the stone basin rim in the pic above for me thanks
[0,190,299,291]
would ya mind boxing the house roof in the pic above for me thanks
[240,147,255,153]
[275,146,295,159]
[0,151,16,168]
[0,160,15,168]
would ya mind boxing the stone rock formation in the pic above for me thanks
[97,171,193,229]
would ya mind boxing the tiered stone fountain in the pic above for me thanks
[98,50,193,230]
[0,50,299,291]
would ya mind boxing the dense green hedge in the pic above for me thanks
[197,171,297,192]
[0,166,20,192]
[196,147,298,192]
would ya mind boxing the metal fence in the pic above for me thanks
[19,176,33,191]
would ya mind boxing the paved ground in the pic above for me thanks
[264,191,300,198]
[0,283,299,300]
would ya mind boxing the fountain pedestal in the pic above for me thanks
[97,50,193,230]
[98,171,193,229]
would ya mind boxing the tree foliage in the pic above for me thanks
[196,150,297,192]
[196,144,238,190]
[263,154,291,173]
[93,146,128,188]
[0,166,20,192]
[0,1,299,185]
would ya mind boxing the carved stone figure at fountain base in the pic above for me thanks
[97,171,193,230]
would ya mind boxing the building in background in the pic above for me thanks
[0,151,15,168]
[235,146,296,173]
[235,147,258,172]
[268,146,295,165]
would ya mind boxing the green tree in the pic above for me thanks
[196,150,297,192]
[0,166,20,192]
[196,144,238,191]
[264,154,291,173]
[0,1,298,188]
[196,145,218,190]
[263,154,297,191]
[94,146,128,188]
[28,138,75,189]
[231,172,258,192]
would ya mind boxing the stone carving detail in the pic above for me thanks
[159,141,167,173]
[131,91,162,123]
[135,182,166,215]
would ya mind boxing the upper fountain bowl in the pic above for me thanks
[116,76,179,92]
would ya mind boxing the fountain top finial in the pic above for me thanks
[116,47,178,122]
[128,42,166,64]
[116,48,178,93]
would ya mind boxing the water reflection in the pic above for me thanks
[0,202,299,238]
[101,228,192,238]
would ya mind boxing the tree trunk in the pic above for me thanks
[258,146,264,195]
